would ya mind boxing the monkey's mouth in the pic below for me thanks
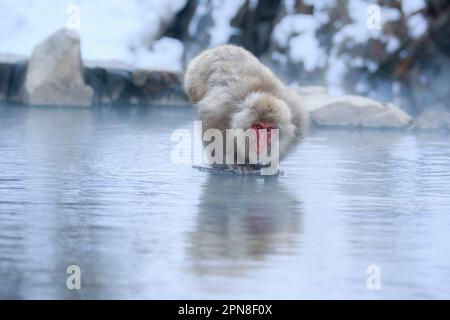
[251,121,275,156]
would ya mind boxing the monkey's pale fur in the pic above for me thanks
[185,45,309,166]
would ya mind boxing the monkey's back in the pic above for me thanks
[184,45,282,103]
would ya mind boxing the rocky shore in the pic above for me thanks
[0,29,448,131]
[0,29,189,108]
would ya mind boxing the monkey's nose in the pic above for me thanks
[252,121,275,131]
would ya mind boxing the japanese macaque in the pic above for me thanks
[184,45,309,173]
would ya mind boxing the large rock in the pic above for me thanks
[23,29,93,107]
[298,91,412,128]
[411,111,450,131]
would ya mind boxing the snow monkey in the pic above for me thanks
[184,45,309,174]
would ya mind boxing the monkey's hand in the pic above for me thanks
[228,164,262,175]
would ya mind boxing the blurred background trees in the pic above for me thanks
[164,0,449,114]
[1,0,449,113]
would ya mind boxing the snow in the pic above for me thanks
[386,36,401,53]
[289,33,326,72]
[402,0,428,38]
[334,1,400,46]
[271,0,421,95]
[187,0,245,48]
[188,0,209,38]
[407,14,428,39]
[325,50,347,95]
[283,0,297,15]
[326,0,404,94]
[402,0,426,16]
[209,0,246,47]
[133,37,185,71]
[273,14,326,71]
[382,6,402,23]
[325,0,374,94]
[0,0,186,70]
[303,0,336,24]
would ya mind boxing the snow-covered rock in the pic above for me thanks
[299,92,412,128]
[411,111,450,131]
[23,29,93,107]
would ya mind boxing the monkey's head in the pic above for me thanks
[231,92,296,164]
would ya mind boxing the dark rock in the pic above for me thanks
[84,61,134,106]
[84,66,189,106]
[132,69,188,105]
[0,54,27,103]
[1,55,189,107]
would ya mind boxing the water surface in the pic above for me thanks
[0,104,449,299]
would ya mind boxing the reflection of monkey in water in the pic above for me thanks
[184,45,309,172]
[188,175,303,275]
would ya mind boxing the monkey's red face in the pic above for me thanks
[251,121,276,155]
